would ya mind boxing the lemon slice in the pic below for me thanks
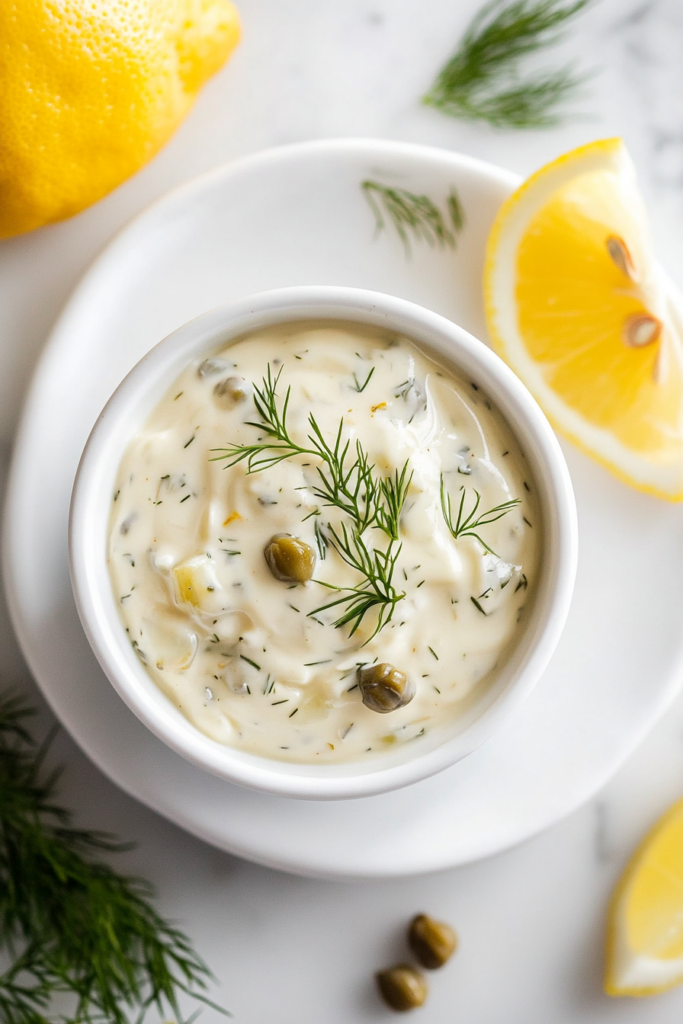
[606,797,683,996]
[485,137,683,501]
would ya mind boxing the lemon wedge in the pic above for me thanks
[606,797,683,996]
[484,137,683,501]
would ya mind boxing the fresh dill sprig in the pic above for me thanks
[440,476,520,556]
[376,462,414,542]
[314,517,328,560]
[310,524,404,641]
[212,367,379,533]
[0,690,226,1024]
[361,180,465,254]
[213,365,412,639]
[423,0,591,129]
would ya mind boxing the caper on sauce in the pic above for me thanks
[214,374,252,407]
[264,533,316,584]
[357,662,415,714]
[376,966,428,1012]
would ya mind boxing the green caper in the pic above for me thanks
[264,533,316,583]
[357,662,415,714]
[408,913,458,969]
[376,965,427,1012]
[214,375,252,407]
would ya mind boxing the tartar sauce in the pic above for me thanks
[109,323,539,763]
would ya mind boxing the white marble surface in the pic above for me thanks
[2,0,683,1019]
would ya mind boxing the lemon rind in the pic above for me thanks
[605,797,683,997]
[484,138,683,502]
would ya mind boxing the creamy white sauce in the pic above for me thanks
[108,324,539,763]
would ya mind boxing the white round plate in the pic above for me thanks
[5,139,683,878]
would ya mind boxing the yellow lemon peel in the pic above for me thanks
[484,137,683,501]
[0,0,240,239]
[606,797,683,996]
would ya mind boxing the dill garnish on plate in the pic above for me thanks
[361,180,465,254]
[424,0,591,129]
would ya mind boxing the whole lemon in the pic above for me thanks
[0,0,240,239]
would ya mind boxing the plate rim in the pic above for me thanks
[4,136,682,878]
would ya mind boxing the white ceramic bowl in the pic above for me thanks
[69,286,577,800]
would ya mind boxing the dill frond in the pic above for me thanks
[212,368,379,532]
[212,365,414,638]
[376,462,414,542]
[0,691,227,1024]
[361,180,465,254]
[440,476,520,556]
[423,0,591,129]
[311,525,404,641]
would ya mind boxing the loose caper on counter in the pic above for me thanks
[357,662,415,714]
[376,966,428,1012]
[214,375,252,407]
[264,533,316,584]
[408,914,458,969]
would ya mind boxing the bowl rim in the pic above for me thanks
[69,285,578,800]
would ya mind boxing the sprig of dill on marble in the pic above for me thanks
[423,0,591,129]
[211,365,412,639]
[440,476,520,556]
[361,180,465,254]
[0,690,226,1024]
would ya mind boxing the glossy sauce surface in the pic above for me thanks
[108,323,539,762]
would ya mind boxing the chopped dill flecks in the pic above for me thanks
[352,366,375,393]
[288,708,299,718]
[239,654,261,671]
[304,659,332,666]
[515,573,529,592]
[394,377,414,399]
[428,646,439,660]
[471,596,487,615]
[288,603,301,613]
[174,391,184,400]
[271,699,289,706]
[183,435,195,448]
[179,494,191,503]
